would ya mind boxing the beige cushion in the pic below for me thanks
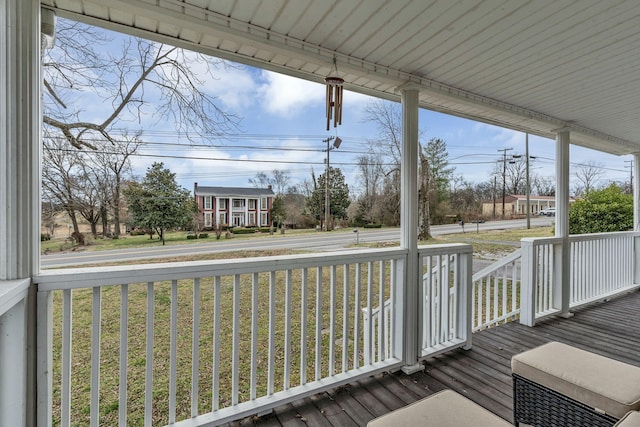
[367,389,511,426]
[512,341,640,419]
[615,411,640,426]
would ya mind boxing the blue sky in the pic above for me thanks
[128,63,632,194]
[60,21,632,195]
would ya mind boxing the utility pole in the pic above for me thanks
[511,136,535,228]
[492,176,497,218]
[498,147,513,219]
[323,136,342,231]
[625,159,634,194]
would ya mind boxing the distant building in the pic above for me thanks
[481,194,574,217]
[194,183,275,228]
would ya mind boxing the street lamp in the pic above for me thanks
[323,136,342,231]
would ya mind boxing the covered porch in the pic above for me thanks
[3,1,640,427]
[245,289,640,426]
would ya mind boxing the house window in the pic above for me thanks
[249,199,256,210]
[260,212,268,226]
[219,213,227,226]
[204,196,212,210]
[204,212,212,227]
[248,212,256,226]
[233,199,245,208]
[261,197,268,210]
[219,198,227,210]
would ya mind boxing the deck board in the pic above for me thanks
[235,290,640,426]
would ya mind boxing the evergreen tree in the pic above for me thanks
[422,138,454,223]
[124,162,194,245]
[270,195,287,230]
[306,166,350,229]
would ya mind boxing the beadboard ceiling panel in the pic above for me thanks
[41,0,640,155]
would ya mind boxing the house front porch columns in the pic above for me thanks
[0,1,42,426]
[554,128,571,317]
[634,153,640,231]
[397,84,421,373]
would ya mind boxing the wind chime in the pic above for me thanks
[325,57,344,131]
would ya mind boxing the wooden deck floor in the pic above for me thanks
[227,290,640,426]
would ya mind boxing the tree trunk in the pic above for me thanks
[161,228,165,245]
[101,205,108,237]
[67,208,81,238]
[418,152,432,240]
[113,174,121,237]
[90,221,98,238]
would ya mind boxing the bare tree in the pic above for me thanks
[42,137,85,241]
[362,100,403,168]
[361,100,425,225]
[91,136,141,236]
[355,154,384,224]
[42,19,238,150]
[272,170,290,195]
[532,175,555,196]
[573,161,604,196]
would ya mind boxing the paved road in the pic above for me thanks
[41,217,554,268]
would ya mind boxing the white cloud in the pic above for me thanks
[202,64,259,111]
[257,71,325,117]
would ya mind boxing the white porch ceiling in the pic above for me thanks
[41,0,640,155]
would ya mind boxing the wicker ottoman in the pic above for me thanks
[615,412,640,426]
[367,389,511,426]
[512,342,640,427]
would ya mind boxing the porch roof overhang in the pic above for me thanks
[42,0,640,156]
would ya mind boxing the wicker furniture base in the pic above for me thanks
[513,374,619,427]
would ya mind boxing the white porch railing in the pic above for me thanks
[520,231,640,325]
[418,245,473,358]
[471,249,522,331]
[34,244,473,427]
[569,231,639,308]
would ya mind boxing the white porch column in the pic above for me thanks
[554,129,571,317]
[634,154,640,231]
[398,84,421,373]
[0,1,42,426]
[633,154,640,285]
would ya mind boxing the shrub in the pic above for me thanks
[257,227,272,233]
[198,233,209,239]
[186,234,198,239]
[569,185,633,234]
[231,227,256,235]
[41,233,51,241]
[363,223,382,228]
[130,229,146,236]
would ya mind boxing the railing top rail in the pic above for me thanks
[0,278,30,317]
[521,236,563,245]
[472,248,522,282]
[568,230,640,242]
[34,247,409,291]
[522,230,640,246]
[417,243,473,256]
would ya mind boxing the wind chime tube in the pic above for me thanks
[325,75,344,131]
[326,83,333,131]
[337,85,343,125]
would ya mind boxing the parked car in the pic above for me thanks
[539,207,556,216]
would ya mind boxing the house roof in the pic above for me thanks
[42,1,640,156]
[195,186,274,197]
